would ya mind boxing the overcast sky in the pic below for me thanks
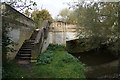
[34,0,78,19]
[2,0,119,18]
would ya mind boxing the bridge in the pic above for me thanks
[49,21,79,45]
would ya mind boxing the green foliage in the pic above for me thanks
[24,9,30,17]
[2,61,29,78]
[62,53,79,63]
[31,9,53,28]
[57,8,70,22]
[36,44,65,65]
[2,44,85,78]
[56,8,77,23]
[66,10,78,23]
[36,50,53,65]
[71,1,120,51]
[33,44,85,78]
[108,38,120,55]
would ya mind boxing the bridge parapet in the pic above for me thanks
[49,21,79,45]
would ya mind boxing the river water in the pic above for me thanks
[69,49,119,78]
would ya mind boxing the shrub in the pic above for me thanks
[62,54,79,63]
[36,50,53,65]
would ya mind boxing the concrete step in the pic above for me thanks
[23,43,33,45]
[20,47,32,50]
[20,48,31,51]
[24,40,35,43]
[19,51,31,54]
[17,60,30,64]
[19,57,31,60]
[23,43,34,46]
[29,39,36,41]
[21,45,33,48]
[18,54,31,57]
[16,30,39,63]
[21,46,32,49]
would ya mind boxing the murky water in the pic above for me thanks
[71,51,118,66]
[69,49,119,78]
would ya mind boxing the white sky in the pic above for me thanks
[35,0,119,19]
[2,0,119,18]
[34,0,78,19]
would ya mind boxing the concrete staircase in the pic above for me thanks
[15,30,39,64]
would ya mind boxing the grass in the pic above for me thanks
[32,44,85,78]
[2,60,29,78]
[3,44,86,79]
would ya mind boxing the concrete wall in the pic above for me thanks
[2,3,35,60]
[49,21,78,45]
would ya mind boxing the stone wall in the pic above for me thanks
[49,21,78,45]
[2,3,35,60]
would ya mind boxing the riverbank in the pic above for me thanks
[2,44,85,78]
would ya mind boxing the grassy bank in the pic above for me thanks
[3,44,85,78]
[32,44,85,78]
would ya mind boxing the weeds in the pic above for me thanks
[62,53,79,63]
[34,44,85,78]
[36,44,65,65]
[36,50,54,65]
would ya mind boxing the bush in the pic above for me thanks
[36,50,54,65]
[34,44,86,78]
[62,54,79,63]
